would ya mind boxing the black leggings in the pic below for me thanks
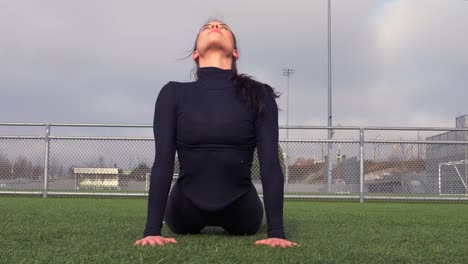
[164,184,264,236]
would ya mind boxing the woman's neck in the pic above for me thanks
[198,51,233,70]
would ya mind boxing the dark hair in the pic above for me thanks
[178,18,282,115]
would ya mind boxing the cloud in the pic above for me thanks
[0,0,466,133]
[366,0,468,126]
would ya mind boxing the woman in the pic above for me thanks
[134,19,299,248]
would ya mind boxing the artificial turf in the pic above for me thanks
[0,197,467,263]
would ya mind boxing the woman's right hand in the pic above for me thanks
[134,236,177,246]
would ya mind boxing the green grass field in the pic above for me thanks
[0,197,467,264]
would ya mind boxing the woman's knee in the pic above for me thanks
[220,192,264,236]
[222,219,262,236]
[164,208,205,235]
[168,222,204,235]
[164,185,207,235]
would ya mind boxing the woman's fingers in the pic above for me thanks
[254,238,300,248]
[164,238,176,244]
[134,236,178,247]
[276,241,289,248]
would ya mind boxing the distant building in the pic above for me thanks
[73,167,123,190]
[426,115,468,194]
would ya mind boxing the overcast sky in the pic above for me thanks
[1,0,467,134]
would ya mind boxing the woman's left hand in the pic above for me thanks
[254,238,300,248]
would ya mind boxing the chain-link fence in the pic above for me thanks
[1,123,467,202]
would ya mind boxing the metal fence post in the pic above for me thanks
[359,128,365,203]
[285,140,289,193]
[43,124,50,198]
[438,163,442,195]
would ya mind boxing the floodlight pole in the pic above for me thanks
[282,68,295,193]
[327,0,333,192]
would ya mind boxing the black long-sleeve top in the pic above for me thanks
[143,66,285,239]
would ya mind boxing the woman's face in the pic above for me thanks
[193,21,239,61]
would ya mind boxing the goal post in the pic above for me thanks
[438,160,468,195]
[145,173,179,193]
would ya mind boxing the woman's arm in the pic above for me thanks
[143,81,178,237]
[255,85,286,239]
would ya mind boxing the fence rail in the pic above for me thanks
[1,122,468,202]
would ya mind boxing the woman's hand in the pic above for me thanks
[134,236,177,247]
[254,238,300,248]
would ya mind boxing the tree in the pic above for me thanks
[0,153,12,179]
[129,163,151,181]
[97,156,106,168]
[48,157,64,178]
[13,156,33,178]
